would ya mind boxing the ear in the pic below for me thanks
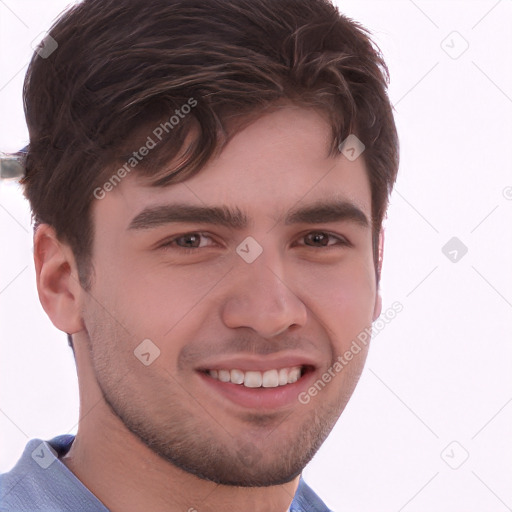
[372,229,384,321]
[33,224,85,334]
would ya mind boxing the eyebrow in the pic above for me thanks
[127,199,369,231]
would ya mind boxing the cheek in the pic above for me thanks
[295,260,376,340]
[96,257,224,345]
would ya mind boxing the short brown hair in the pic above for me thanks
[22,0,399,291]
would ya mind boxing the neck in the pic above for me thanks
[61,417,298,512]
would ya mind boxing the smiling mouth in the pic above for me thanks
[200,365,314,388]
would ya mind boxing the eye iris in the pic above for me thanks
[180,234,201,248]
[307,232,329,246]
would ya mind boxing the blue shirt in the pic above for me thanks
[0,435,332,511]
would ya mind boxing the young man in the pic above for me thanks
[0,0,398,510]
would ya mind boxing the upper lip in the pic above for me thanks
[196,353,319,372]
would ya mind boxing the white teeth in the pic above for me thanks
[218,369,231,382]
[230,369,244,384]
[244,371,262,388]
[287,367,301,384]
[262,369,279,388]
[207,366,303,388]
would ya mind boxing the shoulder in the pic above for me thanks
[291,477,334,512]
[0,436,108,512]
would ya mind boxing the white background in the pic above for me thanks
[1,1,511,511]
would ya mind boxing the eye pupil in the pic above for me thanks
[181,234,200,247]
[307,232,329,246]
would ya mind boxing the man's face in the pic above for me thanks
[81,106,380,486]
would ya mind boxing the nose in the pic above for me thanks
[221,250,308,339]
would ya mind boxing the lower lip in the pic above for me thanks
[197,369,316,410]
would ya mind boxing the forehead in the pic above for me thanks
[92,106,372,231]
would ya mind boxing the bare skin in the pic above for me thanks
[34,105,382,512]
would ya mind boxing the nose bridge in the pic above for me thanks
[221,243,307,338]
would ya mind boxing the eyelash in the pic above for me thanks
[159,231,352,253]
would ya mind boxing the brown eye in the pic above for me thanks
[175,233,202,248]
[304,232,330,247]
[302,231,349,248]
[160,232,216,252]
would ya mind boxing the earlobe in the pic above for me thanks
[34,224,84,335]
